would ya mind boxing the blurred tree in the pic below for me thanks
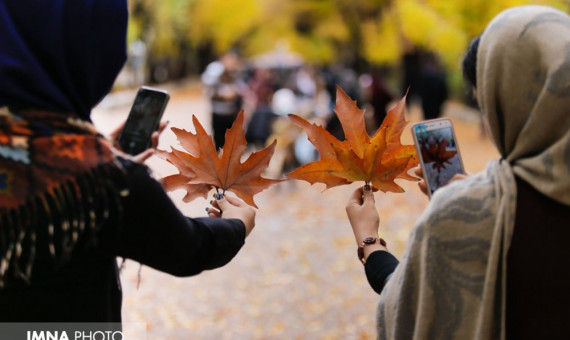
[128,0,196,82]
[188,0,260,54]
[244,0,344,64]
[127,0,568,89]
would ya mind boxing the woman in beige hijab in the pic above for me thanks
[346,5,570,339]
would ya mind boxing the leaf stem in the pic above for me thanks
[215,187,223,200]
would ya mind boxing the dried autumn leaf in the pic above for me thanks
[157,111,283,208]
[286,86,418,193]
[420,138,457,170]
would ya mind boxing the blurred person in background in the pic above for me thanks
[263,88,299,179]
[0,0,255,322]
[345,5,570,340]
[201,52,246,149]
[245,67,277,149]
[418,52,449,120]
[293,65,318,117]
[127,39,147,87]
[360,67,395,133]
[323,64,361,140]
[400,42,421,106]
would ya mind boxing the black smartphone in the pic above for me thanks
[118,86,170,155]
[411,118,465,197]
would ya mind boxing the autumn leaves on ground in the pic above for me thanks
[93,83,498,340]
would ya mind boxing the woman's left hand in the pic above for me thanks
[346,185,387,261]
[346,186,380,245]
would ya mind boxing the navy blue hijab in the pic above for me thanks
[0,0,128,121]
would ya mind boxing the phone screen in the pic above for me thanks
[119,87,169,155]
[412,119,464,196]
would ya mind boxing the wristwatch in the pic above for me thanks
[357,237,387,264]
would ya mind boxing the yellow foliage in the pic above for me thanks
[430,27,468,68]
[241,2,295,57]
[424,0,462,24]
[127,21,142,46]
[394,0,467,70]
[290,35,335,64]
[129,0,569,72]
[452,0,569,37]
[189,0,261,53]
[397,0,439,47]
[362,13,401,65]
[315,13,350,42]
[242,0,344,63]
[152,1,186,55]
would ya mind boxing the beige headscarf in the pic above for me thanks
[478,5,570,205]
[376,5,570,340]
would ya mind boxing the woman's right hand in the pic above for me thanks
[110,120,168,163]
[413,166,470,197]
[208,194,256,237]
[413,166,429,196]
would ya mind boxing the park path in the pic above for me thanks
[91,82,498,340]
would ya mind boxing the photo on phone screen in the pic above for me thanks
[118,86,170,155]
[412,118,464,196]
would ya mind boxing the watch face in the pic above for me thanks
[363,237,377,244]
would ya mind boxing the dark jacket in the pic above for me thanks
[0,159,245,322]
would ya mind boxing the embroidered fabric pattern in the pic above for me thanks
[0,107,127,287]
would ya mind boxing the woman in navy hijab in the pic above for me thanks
[0,0,256,322]
[0,0,127,119]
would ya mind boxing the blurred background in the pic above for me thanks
[118,0,568,95]
[91,0,568,339]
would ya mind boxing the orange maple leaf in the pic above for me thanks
[420,138,457,170]
[157,111,283,208]
[286,86,418,193]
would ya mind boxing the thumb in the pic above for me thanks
[222,194,248,208]
[215,193,240,210]
[362,186,376,205]
[132,149,154,163]
[348,187,365,206]
[216,196,230,210]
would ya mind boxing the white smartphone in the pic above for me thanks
[411,118,465,197]
[118,86,170,155]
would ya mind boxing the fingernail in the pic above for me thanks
[215,193,224,200]
[209,200,213,204]
[364,184,371,191]
[205,207,209,212]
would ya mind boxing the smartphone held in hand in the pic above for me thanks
[118,86,170,155]
[411,118,465,197]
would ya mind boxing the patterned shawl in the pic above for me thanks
[376,5,570,340]
[0,108,127,287]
